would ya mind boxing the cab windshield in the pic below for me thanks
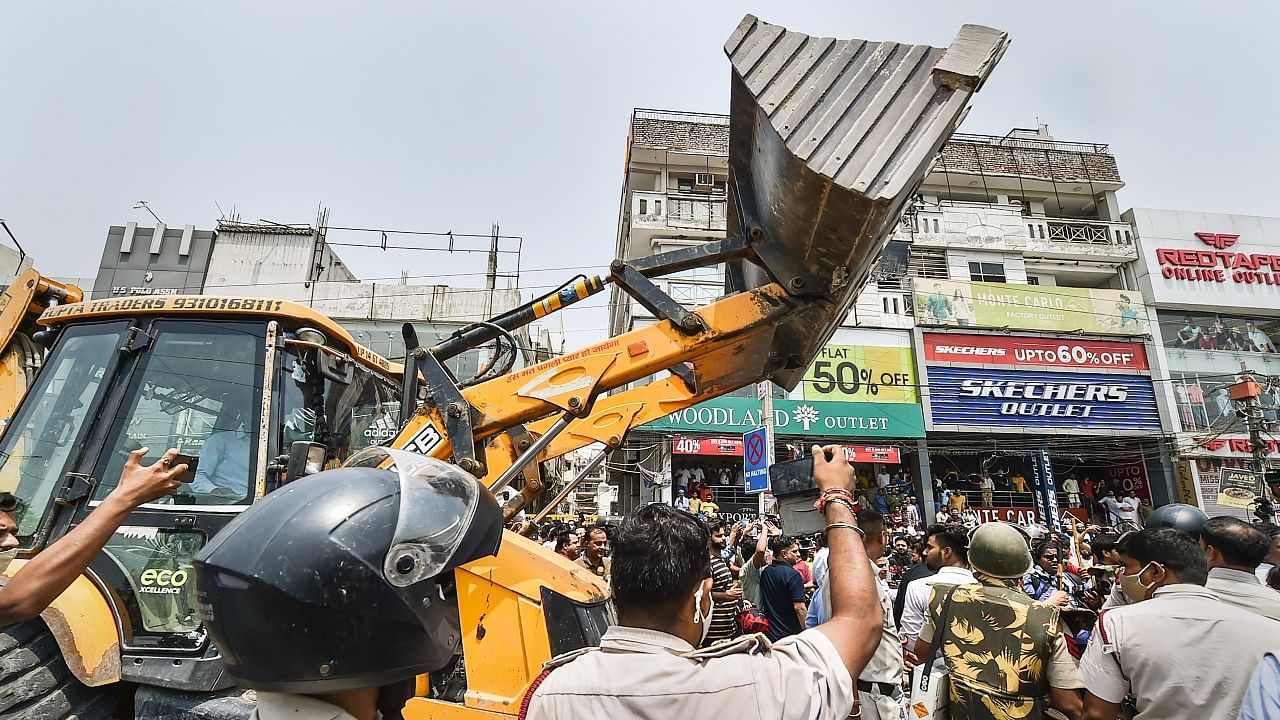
[0,320,266,542]
[0,322,126,538]
[90,321,264,507]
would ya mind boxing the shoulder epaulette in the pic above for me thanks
[540,646,597,671]
[681,633,772,660]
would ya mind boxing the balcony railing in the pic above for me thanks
[949,131,1110,155]
[1030,219,1134,246]
[631,191,727,232]
[633,108,730,126]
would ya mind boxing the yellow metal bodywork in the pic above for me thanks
[395,284,795,468]
[0,269,83,426]
[2,560,121,687]
[38,294,401,377]
[403,531,607,719]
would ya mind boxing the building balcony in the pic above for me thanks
[630,191,727,234]
[900,204,1136,262]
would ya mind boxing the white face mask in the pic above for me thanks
[693,583,715,645]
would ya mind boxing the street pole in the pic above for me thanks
[759,380,775,516]
[1231,362,1273,522]
[1236,362,1268,477]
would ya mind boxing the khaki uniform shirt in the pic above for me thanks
[251,693,360,720]
[574,554,610,581]
[1078,583,1280,720]
[525,626,854,720]
[1206,567,1280,622]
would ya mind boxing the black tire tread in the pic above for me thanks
[0,620,115,720]
[0,653,70,713]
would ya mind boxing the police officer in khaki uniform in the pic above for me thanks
[525,445,884,720]
[1079,528,1280,720]
[194,449,504,720]
[807,508,903,719]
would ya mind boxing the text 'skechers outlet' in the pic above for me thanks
[927,367,1161,431]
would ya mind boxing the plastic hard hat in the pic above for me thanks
[1144,503,1209,537]
[194,448,503,693]
[968,522,1034,579]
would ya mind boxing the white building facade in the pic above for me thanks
[1127,208,1280,518]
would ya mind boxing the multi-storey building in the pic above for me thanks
[908,127,1177,523]
[609,110,1180,523]
[1127,208,1280,519]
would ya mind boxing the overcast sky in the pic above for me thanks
[3,2,1277,345]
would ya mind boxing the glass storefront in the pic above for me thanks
[1158,310,1279,353]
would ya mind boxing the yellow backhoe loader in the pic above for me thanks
[0,15,1006,720]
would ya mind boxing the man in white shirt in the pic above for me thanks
[876,469,890,490]
[811,533,830,588]
[1099,490,1125,525]
[1115,492,1140,525]
[1202,516,1280,622]
[673,488,691,512]
[899,523,974,651]
[1258,524,1280,584]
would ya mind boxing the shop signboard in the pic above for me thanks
[643,396,926,438]
[926,367,1161,432]
[1173,460,1200,507]
[672,435,742,456]
[970,506,1088,526]
[914,279,1149,336]
[1102,457,1151,499]
[675,435,906,461]
[840,445,901,464]
[923,333,1148,372]
[1218,468,1264,510]
[801,344,918,403]
[1185,435,1280,458]
[1128,208,1280,312]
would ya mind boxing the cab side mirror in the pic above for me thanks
[287,442,328,483]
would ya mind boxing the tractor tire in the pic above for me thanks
[0,619,115,720]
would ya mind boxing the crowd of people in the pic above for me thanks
[520,456,1280,720]
[8,438,1280,720]
[933,468,1153,526]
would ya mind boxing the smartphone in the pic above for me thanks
[769,456,816,497]
[170,453,199,484]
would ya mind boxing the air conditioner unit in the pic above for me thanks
[695,173,714,187]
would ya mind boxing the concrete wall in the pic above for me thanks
[203,227,357,296]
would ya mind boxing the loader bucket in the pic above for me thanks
[724,15,1008,389]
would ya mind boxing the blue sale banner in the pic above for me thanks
[927,366,1161,431]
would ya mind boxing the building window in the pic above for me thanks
[638,199,647,215]
[908,247,948,279]
[1027,276,1040,285]
[653,200,661,216]
[969,261,1006,283]
[677,178,695,193]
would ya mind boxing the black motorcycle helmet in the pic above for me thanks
[193,448,503,694]
[1144,503,1209,538]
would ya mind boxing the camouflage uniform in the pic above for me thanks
[919,575,1081,719]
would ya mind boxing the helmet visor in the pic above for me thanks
[345,447,482,588]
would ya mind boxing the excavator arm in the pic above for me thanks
[389,16,1009,518]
